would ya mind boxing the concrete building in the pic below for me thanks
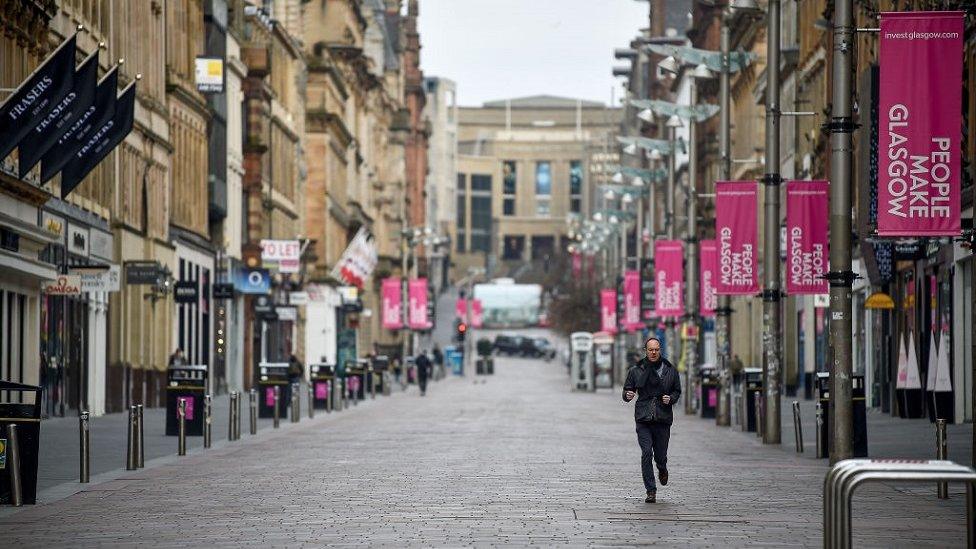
[453,95,622,278]
[422,76,457,293]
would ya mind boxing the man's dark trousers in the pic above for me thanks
[636,422,669,492]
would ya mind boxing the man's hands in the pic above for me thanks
[661,395,672,405]
[624,390,636,401]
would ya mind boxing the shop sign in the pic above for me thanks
[254,295,277,320]
[174,281,199,303]
[71,264,120,292]
[212,283,235,299]
[42,275,82,295]
[67,223,89,258]
[125,261,162,285]
[261,239,300,273]
[40,211,65,242]
[233,268,270,294]
[194,56,225,93]
[288,291,308,306]
[89,228,113,261]
[0,438,5,469]
[277,306,298,321]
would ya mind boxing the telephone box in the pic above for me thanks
[592,331,615,389]
[570,332,595,392]
[165,365,207,436]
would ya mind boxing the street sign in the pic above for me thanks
[42,275,82,296]
[174,281,199,303]
[71,264,121,292]
[125,261,162,285]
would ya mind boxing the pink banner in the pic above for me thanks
[623,270,641,332]
[600,289,617,334]
[654,240,683,318]
[786,180,829,295]
[471,299,484,328]
[408,278,431,329]
[571,252,581,277]
[878,11,964,236]
[381,277,403,329]
[699,239,717,317]
[455,298,467,320]
[715,181,759,295]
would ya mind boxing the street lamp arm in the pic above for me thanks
[643,43,756,73]
[629,99,720,123]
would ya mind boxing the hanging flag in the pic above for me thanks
[0,34,77,162]
[600,289,617,334]
[60,79,135,198]
[699,239,717,317]
[904,332,922,390]
[715,181,759,295]
[471,299,484,328]
[41,65,118,183]
[18,52,98,178]
[877,11,964,236]
[654,240,683,318]
[622,270,641,332]
[330,227,378,288]
[455,297,467,320]
[786,180,829,295]
[571,252,581,277]
[381,277,402,330]
[408,278,430,330]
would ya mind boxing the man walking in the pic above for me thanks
[415,350,432,396]
[623,337,681,503]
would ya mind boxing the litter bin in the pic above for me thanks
[699,364,719,419]
[346,359,369,400]
[371,355,390,395]
[742,368,763,433]
[0,381,42,505]
[165,365,207,436]
[309,364,335,410]
[445,347,463,376]
[257,362,290,418]
[815,372,868,459]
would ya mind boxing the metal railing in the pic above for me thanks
[823,458,976,548]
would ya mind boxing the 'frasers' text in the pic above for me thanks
[789,227,826,287]
[656,270,680,313]
[719,227,754,287]
[886,104,952,219]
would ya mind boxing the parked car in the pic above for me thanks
[493,334,525,356]
[530,337,557,361]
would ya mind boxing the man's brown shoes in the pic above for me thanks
[658,469,668,486]
[645,490,656,503]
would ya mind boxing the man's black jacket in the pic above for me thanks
[622,357,682,425]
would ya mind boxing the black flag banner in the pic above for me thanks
[60,80,135,199]
[40,65,117,183]
[18,51,99,178]
[0,34,77,162]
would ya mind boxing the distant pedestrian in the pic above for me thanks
[623,336,681,503]
[287,354,304,384]
[415,351,432,396]
[432,345,444,380]
[168,348,186,368]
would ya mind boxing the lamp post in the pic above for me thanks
[665,115,682,358]
[716,9,734,427]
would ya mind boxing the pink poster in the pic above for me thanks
[177,397,195,420]
[654,240,683,318]
[600,289,617,334]
[315,382,329,400]
[622,270,641,332]
[455,298,467,320]
[715,181,759,295]
[471,299,484,328]
[408,278,430,329]
[265,387,276,407]
[786,180,829,295]
[699,239,717,317]
[878,11,964,236]
[381,277,403,329]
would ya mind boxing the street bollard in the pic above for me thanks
[937,419,949,499]
[290,385,299,424]
[273,386,280,429]
[249,389,258,435]
[79,411,90,483]
[228,391,237,441]
[177,398,187,456]
[6,424,23,506]
[136,404,144,468]
[369,366,376,399]
[203,394,212,449]
[816,400,827,459]
[235,390,242,440]
[326,378,334,413]
[126,405,137,471]
[308,384,314,419]
[792,401,804,453]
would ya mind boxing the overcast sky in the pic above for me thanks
[417,0,650,107]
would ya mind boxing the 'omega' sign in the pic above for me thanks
[42,275,82,296]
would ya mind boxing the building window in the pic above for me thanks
[457,173,466,189]
[456,231,466,253]
[471,174,492,191]
[535,161,551,216]
[457,187,467,226]
[569,160,583,213]
[503,199,515,216]
[503,235,525,260]
[502,160,516,216]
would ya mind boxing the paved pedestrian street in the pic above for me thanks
[2,337,970,547]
